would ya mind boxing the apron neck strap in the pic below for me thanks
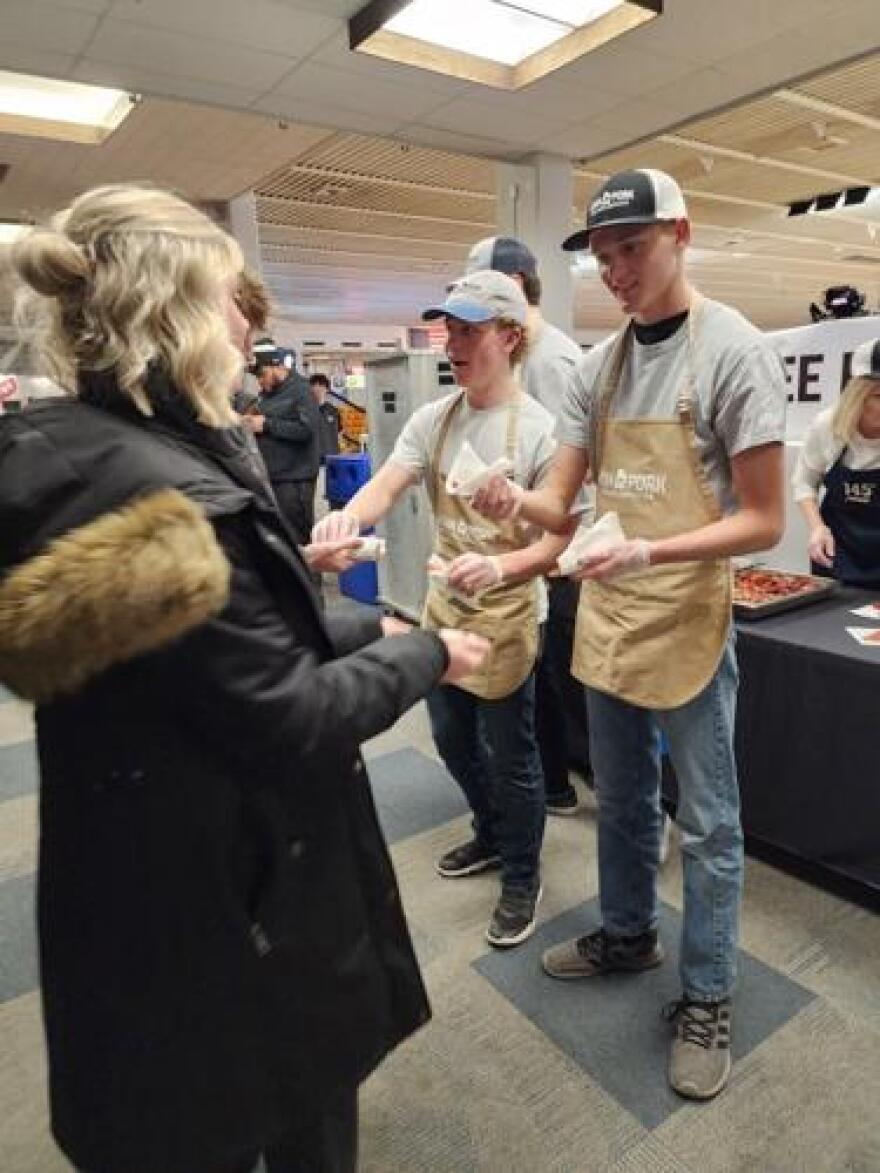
[591,290,705,471]
[427,390,466,513]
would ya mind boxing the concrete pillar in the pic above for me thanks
[496,153,574,335]
[226,190,262,274]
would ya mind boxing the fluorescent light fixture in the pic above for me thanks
[0,70,137,145]
[385,0,568,66]
[350,0,661,91]
[0,223,30,244]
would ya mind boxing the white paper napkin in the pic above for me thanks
[446,441,513,498]
[427,554,489,603]
[557,512,626,576]
[845,627,880,647]
[350,535,386,563]
[849,602,880,620]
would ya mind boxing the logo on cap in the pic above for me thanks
[590,188,636,216]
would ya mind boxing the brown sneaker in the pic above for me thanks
[665,997,732,1100]
[541,927,663,980]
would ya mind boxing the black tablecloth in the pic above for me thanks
[734,587,880,902]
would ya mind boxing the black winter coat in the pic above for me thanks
[255,370,322,483]
[0,376,447,1173]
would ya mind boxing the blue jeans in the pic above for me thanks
[587,636,743,1001]
[426,674,545,894]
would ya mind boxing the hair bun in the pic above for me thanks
[12,228,89,297]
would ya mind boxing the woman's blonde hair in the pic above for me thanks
[831,374,880,444]
[12,184,244,426]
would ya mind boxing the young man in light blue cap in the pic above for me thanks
[313,270,577,948]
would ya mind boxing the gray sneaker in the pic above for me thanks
[665,997,732,1100]
[486,885,542,948]
[542,927,663,979]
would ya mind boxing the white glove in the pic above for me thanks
[807,524,835,568]
[557,512,626,576]
[446,441,512,498]
[470,474,524,521]
[571,538,653,581]
[446,552,503,596]
[311,510,360,543]
[301,538,361,574]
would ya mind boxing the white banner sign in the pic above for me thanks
[766,314,880,441]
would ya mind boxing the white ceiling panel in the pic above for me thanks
[72,60,267,109]
[414,98,571,149]
[0,49,76,81]
[640,0,808,64]
[85,18,297,90]
[310,31,475,98]
[263,61,451,124]
[250,94,404,137]
[271,0,363,16]
[0,2,101,57]
[389,124,518,159]
[40,0,110,10]
[107,0,339,61]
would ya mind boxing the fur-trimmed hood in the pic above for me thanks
[0,489,230,703]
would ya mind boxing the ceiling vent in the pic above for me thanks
[0,164,9,185]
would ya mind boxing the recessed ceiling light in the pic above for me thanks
[350,0,661,91]
[0,70,138,145]
[0,222,30,243]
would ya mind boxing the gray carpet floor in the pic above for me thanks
[2,673,880,1172]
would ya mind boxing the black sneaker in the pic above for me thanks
[436,838,501,878]
[486,884,542,948]
[542,926,663,979]
[545,785,579,816]
[665,996,732,1100]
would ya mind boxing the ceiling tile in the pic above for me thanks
[391,124,516,160]
[250,94,402,137]
[310,30,473,99]
[639,0,800,64]
[271,0,364,17]
[73,59,266,108]
[86,18,296,90]
[263,61,451,123]
[416,98,567,149]
[0,50,76,81]
[0,2,100,57]
[108,0,340,59]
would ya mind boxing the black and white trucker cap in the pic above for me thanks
[465,236,538,279]
[851,338,880,380]
[562,168,688,252]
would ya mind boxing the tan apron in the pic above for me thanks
[422,390,539,700]
[572,296,732,709]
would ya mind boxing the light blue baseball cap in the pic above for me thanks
[422,270,528,326]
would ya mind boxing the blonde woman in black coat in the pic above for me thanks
[0,184,487,1173]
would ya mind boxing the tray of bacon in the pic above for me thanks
[733,567,838,620]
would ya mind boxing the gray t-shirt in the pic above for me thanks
[559,298,787,513]
[391,389,557,490]
[391,389,558,621]
[520,319,582,419]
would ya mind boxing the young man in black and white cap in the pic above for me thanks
[466,235,588,815]
[470,169,787,1100]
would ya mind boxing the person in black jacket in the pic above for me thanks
[309,372,342,461]
[243,338,321,545]
[1,183,488,1173]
